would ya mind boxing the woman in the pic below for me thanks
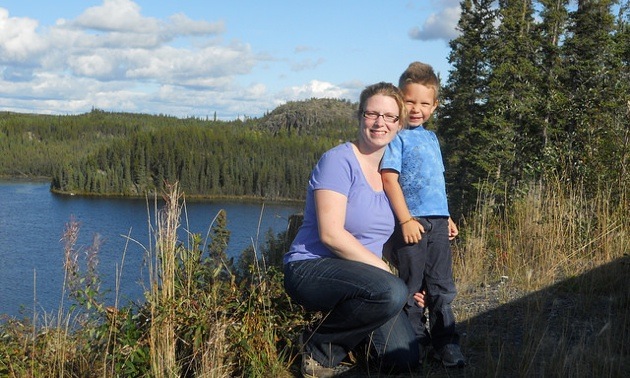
[283,82,421,377]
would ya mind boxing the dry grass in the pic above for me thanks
[442,180,629,378]
[148,181,181,377]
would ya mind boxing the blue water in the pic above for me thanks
[0,180,303,319]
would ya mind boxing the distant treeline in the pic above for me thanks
[50,121,339,200]
[0,99,356,201]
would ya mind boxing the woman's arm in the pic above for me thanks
[314,189,392,272]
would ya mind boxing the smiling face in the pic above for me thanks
[402,82,438,127]
[358,94,402,152]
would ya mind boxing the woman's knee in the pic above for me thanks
[371,314,420,373]
[380,276,408,316]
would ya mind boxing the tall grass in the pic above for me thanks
[0,177,626,377]
[454,178,627,290]
[141,182,302,377]
[450,178,629,377]
[149,182,180,377]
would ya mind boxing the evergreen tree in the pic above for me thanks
[207,209,233,279]
[560,0,621,193]
[439,0,498,218]
[613,0,630,193]
[537,0,571,174]
[484,0,542,196]
[608,0,630,197]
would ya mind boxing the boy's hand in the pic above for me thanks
[414,290,427,308]
[402,219,424,244]
[448,217,459,240]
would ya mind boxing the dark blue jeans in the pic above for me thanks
[284,258,419,371]
[387,216,459,350]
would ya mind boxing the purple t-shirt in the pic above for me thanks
[283,142,395,264]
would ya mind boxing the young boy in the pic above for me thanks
[380,61,465,367]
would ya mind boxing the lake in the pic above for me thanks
[0,180,303,319]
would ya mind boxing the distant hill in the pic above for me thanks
[256,98,357,137]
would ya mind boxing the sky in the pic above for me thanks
[0,0,461,120]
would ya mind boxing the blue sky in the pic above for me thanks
[0,0,461,120]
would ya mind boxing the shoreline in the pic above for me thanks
[0,176,305,206]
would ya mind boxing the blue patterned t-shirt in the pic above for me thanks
[380,126,450,217]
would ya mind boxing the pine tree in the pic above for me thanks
[207,209,233,279]
[606,0,630,197]
[439,0,498,218]
[537,0,571,174]
[559,0,621,193]
[484,0,542,196]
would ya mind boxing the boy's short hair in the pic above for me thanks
[398,62,439,99]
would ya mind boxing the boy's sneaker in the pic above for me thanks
[301,354,354,378]
[434,344,466,368]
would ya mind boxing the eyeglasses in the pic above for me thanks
[362,111,399,123]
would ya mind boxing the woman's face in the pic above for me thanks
[359,94,401,152]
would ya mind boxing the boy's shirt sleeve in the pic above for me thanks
[380,134,403,173]
[429,132,446,173]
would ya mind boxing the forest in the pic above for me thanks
[0,98,356,201]
[438,0,628,218]
[1,0,628,219]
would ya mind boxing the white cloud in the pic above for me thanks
[409,5,460,42]
[153,83,270,120]
[0,1,456,120]
[281,80,348,100]
[69,54,117,78]
[62,1,223,48]
[166,13,224,37]
[244,83,267,98]
[0,8,48,63]
[71,0,157,33]
[122,43,256,86]
[0,3,260,118]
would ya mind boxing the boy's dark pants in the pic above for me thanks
[386,216,460,350]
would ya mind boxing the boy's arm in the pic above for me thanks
[382,169,425,244]
[448,217,459,240]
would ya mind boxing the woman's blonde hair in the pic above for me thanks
[357,82,408,126]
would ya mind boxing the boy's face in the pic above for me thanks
[402,83,438,127]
